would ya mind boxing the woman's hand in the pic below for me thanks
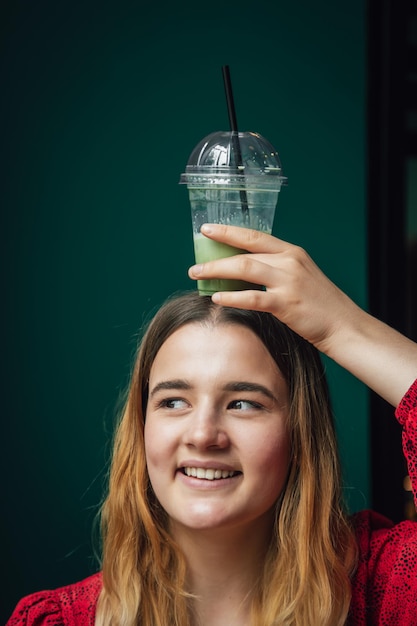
[188,224,358,353]
[188,224,417,406]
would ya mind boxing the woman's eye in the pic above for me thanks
[228,399,262,411]
[160,398,188,410]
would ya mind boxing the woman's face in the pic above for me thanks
[144,322,290,536]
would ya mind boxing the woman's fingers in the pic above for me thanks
[188,225,301,291]
[199,223,288,254]
[211,288,280,314]
[189,253,276,287]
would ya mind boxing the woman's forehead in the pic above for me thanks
[149,322,287,390]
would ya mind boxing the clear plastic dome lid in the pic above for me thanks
[179,131,287,188]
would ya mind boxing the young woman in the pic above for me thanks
[8,225,417,625]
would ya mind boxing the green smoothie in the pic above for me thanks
[193,233,259,295]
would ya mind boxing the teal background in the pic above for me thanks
[1,0,366,617]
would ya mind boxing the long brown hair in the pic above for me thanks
[95,292,357,625]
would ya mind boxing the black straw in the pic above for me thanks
[222,65,239,132]
[221,65,249,216]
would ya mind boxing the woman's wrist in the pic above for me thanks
[319,306,417,407]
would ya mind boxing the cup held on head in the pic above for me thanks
[180,131,287,295]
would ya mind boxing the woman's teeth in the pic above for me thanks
[183,467,237,480]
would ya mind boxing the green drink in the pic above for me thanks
[180,131,286,296]
[193,233,256,295]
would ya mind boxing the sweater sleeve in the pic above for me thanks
[6,592,61,626]
[395,378,417,508]
[6,574,101,626]
[6,592,63,626]
[349,381,417,624]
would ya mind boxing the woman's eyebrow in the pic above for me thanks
[223,381,277,402]
[149,379,191,397]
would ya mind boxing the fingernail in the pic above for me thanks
[200,224,212,234]
[190,264,203,276]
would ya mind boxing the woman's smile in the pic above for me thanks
[181,467,241,480]
[176,463,243,489]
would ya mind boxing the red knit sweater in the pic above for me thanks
[7,380,417,625]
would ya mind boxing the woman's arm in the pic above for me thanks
[188,224,417,407]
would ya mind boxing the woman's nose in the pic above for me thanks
[183,406,229,450]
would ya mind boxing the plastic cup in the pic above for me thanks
[180,130,286,295]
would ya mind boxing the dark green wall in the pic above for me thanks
[1,0,366,618]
